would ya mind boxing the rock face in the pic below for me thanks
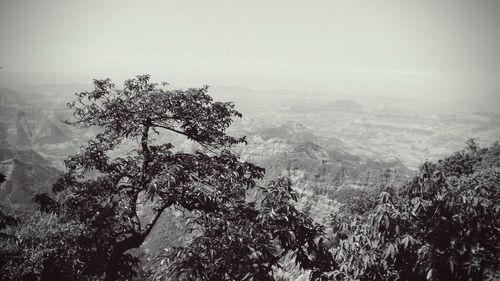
[0,149,52,166]
[240,121,411,186]
[237,121,413,228]
[0,121,9,148]
[239,121,345,161]
[0,88,71,149]
[0,149,60,214]
[259,121,315,143]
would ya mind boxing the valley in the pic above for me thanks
[0,82,498,281]
[1,84,499,217]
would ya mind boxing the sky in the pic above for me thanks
[1,0,500,101]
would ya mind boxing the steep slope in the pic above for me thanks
[0,148,52,166]
[0,88,71,149]
[241,121,411,186]
[259,121,316,143]
[239,121,347,162]
[236,121,413,227]
[0,149,60,214]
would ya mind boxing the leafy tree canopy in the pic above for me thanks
[327,140,500,281]
[0,75,332,281]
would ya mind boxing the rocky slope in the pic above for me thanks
[0,149,60,214]
[0,88,71,148]
[231,121,413,229]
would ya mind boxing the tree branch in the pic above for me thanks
[141,199,172,238]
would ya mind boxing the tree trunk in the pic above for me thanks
[104,201,170,281]
[104,234,145,281]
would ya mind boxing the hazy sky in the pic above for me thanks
[1,0,500,100]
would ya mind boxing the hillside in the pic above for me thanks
[210,87,500,169]
[238,121,411,186]
[0,149,60,214]
[0,88,71,147]
[0,83,497,281]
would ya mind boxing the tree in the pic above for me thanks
[0,212,84,281]
[161,178,334,281]
[327,141,500,281]
[48,75,332,280]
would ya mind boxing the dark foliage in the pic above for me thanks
[162,178,334,281]
[0,75,334,281]
[32,193,59,214]
[327,140,500,281]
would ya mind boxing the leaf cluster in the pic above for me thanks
[327,141,500,281]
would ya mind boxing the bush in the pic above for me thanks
[327,142,500,281]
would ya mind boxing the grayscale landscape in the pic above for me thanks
[1,1,499,281]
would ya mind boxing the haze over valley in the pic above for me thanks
[1,1,500,280]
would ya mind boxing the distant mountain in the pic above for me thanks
[331,99,363,110]
[239,121,411,186]
[259,141,410,186]
[259,121,315,143]
[284,99,363,115]
[0,149,60,214]
[0,88,72,149]
[0,149,52,166]
[240,121,344,161]
[232,120,413,229]
[0,87,28,107]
